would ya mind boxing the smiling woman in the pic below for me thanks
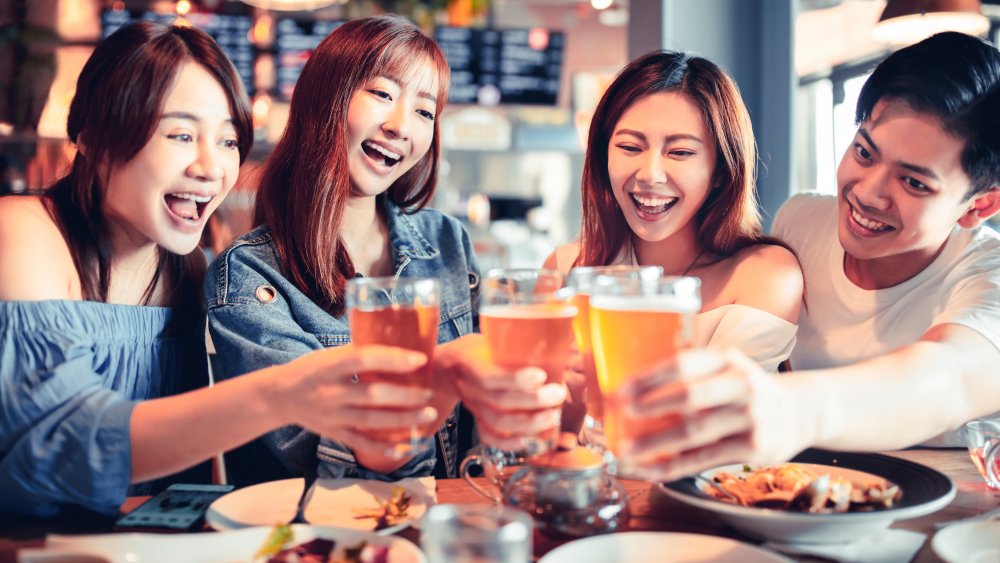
[204,15,569,489]
[0,20,473,519]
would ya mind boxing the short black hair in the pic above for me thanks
[856,32,1000,198]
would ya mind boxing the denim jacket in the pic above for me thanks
[205,199,480,487]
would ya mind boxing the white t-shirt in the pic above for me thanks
[772,194,1000,445]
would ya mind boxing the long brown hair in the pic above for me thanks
[578,50,775,267]
[254,16,450,317]
[44,20,253,307]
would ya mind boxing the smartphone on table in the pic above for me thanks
[114,483,234,532]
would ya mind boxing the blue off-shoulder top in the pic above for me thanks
[0,300,208,517]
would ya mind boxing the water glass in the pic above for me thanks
[345,276,441,448]
[964,417,1000,489]
[421,504,533,563]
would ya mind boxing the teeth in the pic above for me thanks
[633,194,675,207]
[170,193,212,203]
[851,206,892,231]
[363,141,401,161]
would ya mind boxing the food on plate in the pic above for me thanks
[705,463,902,513]
[255,525,390,563]
[351,486,411,530]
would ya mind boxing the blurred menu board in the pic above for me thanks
[435,26,564,106]
[101,10,254,94]
[275,19,344,101]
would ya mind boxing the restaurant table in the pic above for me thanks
[1,448,997,563]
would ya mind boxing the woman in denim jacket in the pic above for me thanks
[206,16,566,486]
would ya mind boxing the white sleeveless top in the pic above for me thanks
[554,242,797,372]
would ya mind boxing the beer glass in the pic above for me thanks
[589,275,701,456]
[566,265,663,443]
[346,276,441,448]
[480,268,576,453]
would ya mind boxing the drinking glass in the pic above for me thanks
[345,276,441,449]
[479,268,576,454]
[566,265,663,444]
[589,275,701,457]
[964,417,1000,489]
[421,504,533,563]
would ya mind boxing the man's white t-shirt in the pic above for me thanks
[772,194,1000,445]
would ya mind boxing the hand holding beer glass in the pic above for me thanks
[478,268,577,455]
[589,275,701,469]
[346,276,441,454]
[566,266,663,444]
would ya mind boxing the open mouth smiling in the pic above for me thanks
[630,193,678,215]
[848,202,895,233]
[362,140,402,168]
[164,192,212,223]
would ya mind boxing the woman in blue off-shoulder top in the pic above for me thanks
[0,21,434,517]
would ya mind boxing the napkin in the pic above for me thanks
[763,529,926,563]
[410,476,437,504]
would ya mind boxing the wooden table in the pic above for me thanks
[2,449,998,562]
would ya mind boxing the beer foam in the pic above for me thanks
[589,294,700,313]
[480,304,578,318]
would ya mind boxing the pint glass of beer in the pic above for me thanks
[346,276,441,446]
[566,265,663,437]
[480,268,576,453]
[589,275,701,456]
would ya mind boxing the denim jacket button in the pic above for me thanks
[255,284,277,303]
[446,419,457,430]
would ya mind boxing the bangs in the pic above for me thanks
[375,35,450,113]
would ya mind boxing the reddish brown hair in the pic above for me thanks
[254,16,450,316]
[578,50,771,267]
[45,20,252,306]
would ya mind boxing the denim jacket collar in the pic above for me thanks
[386,199,440,262]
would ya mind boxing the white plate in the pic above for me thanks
[933,520,1000,563]
[206,478,428,534]
[538,531,792,563]
[18,525,425,563]
[658,450,955,545]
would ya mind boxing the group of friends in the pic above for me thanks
[0,14,997,517]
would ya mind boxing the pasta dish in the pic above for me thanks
[705,463,902,513]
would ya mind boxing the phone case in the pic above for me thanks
[114,483,235,532]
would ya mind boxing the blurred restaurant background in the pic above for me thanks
[2,0,999,270]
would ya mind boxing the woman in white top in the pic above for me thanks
[544,50,802,371]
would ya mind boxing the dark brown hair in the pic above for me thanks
[578,50,777,267]
[254,16,450,316]
[44,20,253,306]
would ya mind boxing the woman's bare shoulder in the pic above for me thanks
[729,243,803,322]
[543,241,581,276]
[0,196,79,300]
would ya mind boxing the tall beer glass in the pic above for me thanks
[566,266,663,440]
[480,268,576,454]
[589,275,701,456]
[346,276,441,447]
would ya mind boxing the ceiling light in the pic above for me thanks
[237,0,343,10]
[872,0,990,45]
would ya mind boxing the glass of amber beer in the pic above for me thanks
[566,266,663,444]
[589,275,701,458]
[346,276,441,447]
[480,268,576,454]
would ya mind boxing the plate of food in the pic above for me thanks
[18,524,425,563]
[657,449,955,544]
[538,531,792,563]
[206,478,429,534]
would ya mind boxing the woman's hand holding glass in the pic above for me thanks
[616,347,817,482]
[264,344,438,466]
[435,334,568,453]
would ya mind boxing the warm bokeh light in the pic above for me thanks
[176,0,192,16]
[591,0,614,10]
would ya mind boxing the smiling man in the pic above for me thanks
[614,32,1000,480]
